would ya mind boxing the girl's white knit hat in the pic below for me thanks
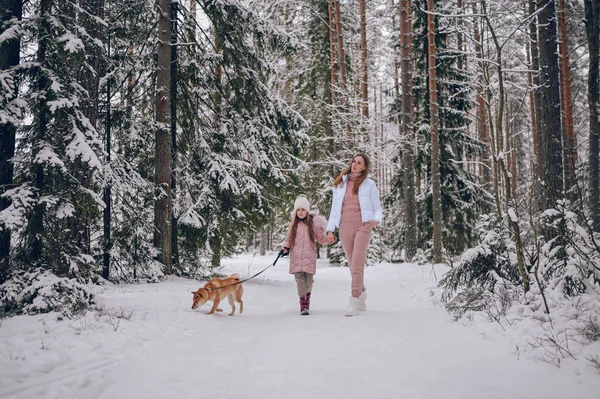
[291,194,310,219]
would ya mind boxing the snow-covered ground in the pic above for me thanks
[1,253,599,399]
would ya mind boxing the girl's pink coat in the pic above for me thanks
[282,214,329,275]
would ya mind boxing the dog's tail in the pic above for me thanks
[230,273,240,280]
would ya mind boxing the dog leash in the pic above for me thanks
[208,250,287,291]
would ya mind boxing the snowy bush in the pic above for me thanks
[366,228,385,266]
[327,240,347,266]
[439,215,522,320]
[538,200,600,298]
[0,270,95,316]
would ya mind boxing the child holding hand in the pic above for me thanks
[282,195,330,315]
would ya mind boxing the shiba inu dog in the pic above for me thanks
[191,274,244,316]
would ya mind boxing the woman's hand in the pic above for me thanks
[326,231,337,244]
[368,220,379,228]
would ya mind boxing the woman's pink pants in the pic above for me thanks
[339,221,372,298]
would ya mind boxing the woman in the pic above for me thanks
[325,154,383,316]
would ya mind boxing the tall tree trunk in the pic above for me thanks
[359,0,368,118]
[103,30,111,280]
[210,21,224,268]
[327,0,338,162]
[27,0,52,267]
[584,0,600,230]
[333,0,347,93]
[333,0,351,141]
[210,227,221,269]
[400,0,417,260]
[0,0,22,282]
[328,0,338,103]
[427,0,442,263]
[283,5,293,102]
[558,0,576,193]
[529,0,542,181]
[79,0,105,277]
[473,4,489,185]
[189,0,196,42]
[170,1,179,273]
[391,0,399,103]
[508,101,518,199]
[537,0,563,211]
[260,228,266,256]
[154,0,173,274]
[525,1,538,182]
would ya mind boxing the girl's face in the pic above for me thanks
[351,156,366,174]
[296,208,308,220]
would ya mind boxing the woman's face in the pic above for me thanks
[351,156,366,174]
[296,208,308,220]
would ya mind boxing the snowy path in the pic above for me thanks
[1,254,599,399]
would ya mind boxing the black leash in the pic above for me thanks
[208,250,286,291]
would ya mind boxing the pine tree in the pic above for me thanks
[0,0,23,283]
[174,0,305,269]
[407,0,484,257]
[584,0,600,231]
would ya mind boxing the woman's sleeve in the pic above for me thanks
[371,182,383,223]
[326,189,338,232]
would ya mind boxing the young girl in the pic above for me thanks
[282,195,330,315]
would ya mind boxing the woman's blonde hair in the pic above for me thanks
[332,154,371,194]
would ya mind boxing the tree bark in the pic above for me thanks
[558,0,576,193]
[473,3,489,185]
[154,0,173,274]
[0,0,22,281]
[525,1,538,182]
[427,0,442,263]
[328,0,338,104]
[78,0,106,277]
[359,0,369,118]
[171,1,179,273]
[333,0,347,92]
[584,0,600,230]
[400,0,417,260]
[528,0,542,181]
[537,0,563,211]
[103,30,111,280]
[260,228,266,256]
[209,19,224,268]
[27,0,52,267]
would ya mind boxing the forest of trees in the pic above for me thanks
[0,0,599,320]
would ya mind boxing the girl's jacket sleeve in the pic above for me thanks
[282,224,292,249]
[313,214,330,245]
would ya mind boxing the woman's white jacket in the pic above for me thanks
[326,174,383,232]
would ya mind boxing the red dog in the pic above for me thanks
[191,274,244,316]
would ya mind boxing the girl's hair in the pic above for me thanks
[288,213,316,249]
[332,153,371,194]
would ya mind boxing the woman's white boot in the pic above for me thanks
[358,288,367,311]
[345,297,360,317]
